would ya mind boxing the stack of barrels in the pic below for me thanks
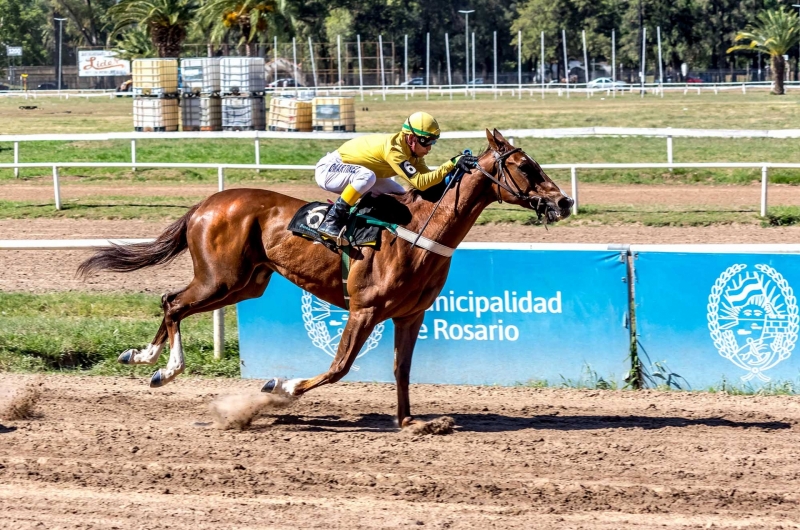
[221,58,266,131]
[132,59,179,132]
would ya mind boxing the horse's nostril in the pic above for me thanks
[558,197,574,210]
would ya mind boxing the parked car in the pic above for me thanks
[0,84,9,91]
[685,76,703,83]
[36,82,68,90]
[587,77,627,88]
[267,78,305,88]
[400,77,425,86]
[468,78,484,85]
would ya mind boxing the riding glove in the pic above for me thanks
[452,154,479,173]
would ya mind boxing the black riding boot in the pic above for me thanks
[317,197,351,241]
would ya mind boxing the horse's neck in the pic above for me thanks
[412,172,494,249]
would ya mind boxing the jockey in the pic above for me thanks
[314,111,479,241]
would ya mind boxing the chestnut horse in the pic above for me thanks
[79,129,573,428]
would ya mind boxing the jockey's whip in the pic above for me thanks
[410,150,471,251]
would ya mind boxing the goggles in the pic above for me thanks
[415,134,438,147]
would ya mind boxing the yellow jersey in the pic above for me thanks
[336,132,455,191]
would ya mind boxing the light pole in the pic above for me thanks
[793,5,800,82]
[54,17,67,92]
[459,9,474,87]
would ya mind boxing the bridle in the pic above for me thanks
[473,147,555,223]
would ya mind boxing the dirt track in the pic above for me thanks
[1,374,799,529]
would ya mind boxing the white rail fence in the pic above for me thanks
[4,127,800,180]
[0,238,227,361]
[0,160,792,217]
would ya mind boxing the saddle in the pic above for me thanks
[287,193,413,253]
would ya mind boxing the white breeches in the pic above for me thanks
[315,151,406,196]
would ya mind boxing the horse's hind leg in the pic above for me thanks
[118,317,168,366]
[150,265,274,388]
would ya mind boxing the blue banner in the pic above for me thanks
[634,248,800,389]
[237,245,631,386]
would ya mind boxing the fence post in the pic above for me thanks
[218,166,225,192]
[13,141,19,178]
[667,133,673,172]
[507,137,515,146]
[131,139,136,172]
[254,138,260,173]
[52,166,62,210]
[761,166,768,217]
[570,166,579,215]
[213,308,225,360]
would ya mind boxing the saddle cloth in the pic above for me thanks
[287,198,392,251]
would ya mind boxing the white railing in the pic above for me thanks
[4,127,800,180]
[0,238,227,361]
[1,160,792,217]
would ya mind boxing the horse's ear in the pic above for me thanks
[492,128,509,147]
[485,128,499,150]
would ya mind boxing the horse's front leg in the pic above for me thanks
[392,312,426,428]
[118,318,167,365]
[262,307,379,397]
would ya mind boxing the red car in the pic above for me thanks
[685,76,703,83]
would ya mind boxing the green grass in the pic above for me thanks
[0,292,240,377]
[764,206,800,226]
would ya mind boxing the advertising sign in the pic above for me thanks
[238,244,631,386]
[6,46,22,57]
[634,246,800,389]
[78,50,130,77]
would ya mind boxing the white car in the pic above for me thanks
[587,77,627,88]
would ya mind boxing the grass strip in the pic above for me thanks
[0,292,240,377]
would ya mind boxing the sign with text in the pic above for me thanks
[78,50,130,77]
[634,247,800,389]
[237,245,631,386]
[6,46,22,57]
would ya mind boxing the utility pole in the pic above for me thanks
[55,17,67,92]
[637,0,644,85]
[458,10,475,87]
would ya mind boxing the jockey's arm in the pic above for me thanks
[386,146,456,191]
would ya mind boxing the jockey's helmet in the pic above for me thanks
[402,112,441,145]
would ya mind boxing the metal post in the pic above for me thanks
[254,139,260,173]
[131,139,136,172]
[445,33,453,100]
[337,35,342,90]
[357,34,364,101]
[667,134,673,172]
[55,18,66,93]
[471,32,476,99]
[640,27,646,98]
[378,35,386,101]
[761,166,768,217]
[541,31,545,99]
[570,166,578,215]
[218,166,225,192]
[308,37,318,88]
[517,31,523,99]
[426,32,430,100]
[274,36,278,87]
[612,29,616,98]
[582,30,589,97]
[213,308,225,360]
[657,26,664,98]
[494,31,498,97]
[292,38,299,97]
[13,141,19,178]
[464,12,470,87]
[404,34,408,100]
[52,166,61,210]
[562,30,569,98]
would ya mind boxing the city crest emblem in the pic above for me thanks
[301,292,384,371]
[707,264,799,382]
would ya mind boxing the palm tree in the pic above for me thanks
[199,0,290,56]
[109,0,199,58]
[113,26,158,60]
[728,8,800,95]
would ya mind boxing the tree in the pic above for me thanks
[199,0,292,55]
[113,26,157,60]
[49,0,116,47]
[109,0,199,58]
[0,0,50,67]
[728,7,800,95]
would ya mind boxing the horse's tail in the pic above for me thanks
[78,203,201,278]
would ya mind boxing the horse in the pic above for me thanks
[78,129,574,429]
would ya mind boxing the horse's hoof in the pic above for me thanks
[261,378,281,393]
[150,370,166,388]
[118,349,136,364]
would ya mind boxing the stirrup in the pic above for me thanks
[334,225,349,247]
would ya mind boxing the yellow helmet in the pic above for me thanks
[402,111,441,140]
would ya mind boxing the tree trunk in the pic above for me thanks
[772,54,785,95]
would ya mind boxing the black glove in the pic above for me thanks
[453,154,479,173]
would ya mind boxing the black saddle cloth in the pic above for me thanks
[287,193,412,252]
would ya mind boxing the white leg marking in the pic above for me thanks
[133,342,165,364]
[281,378,303,396]
[151,331,185,387]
